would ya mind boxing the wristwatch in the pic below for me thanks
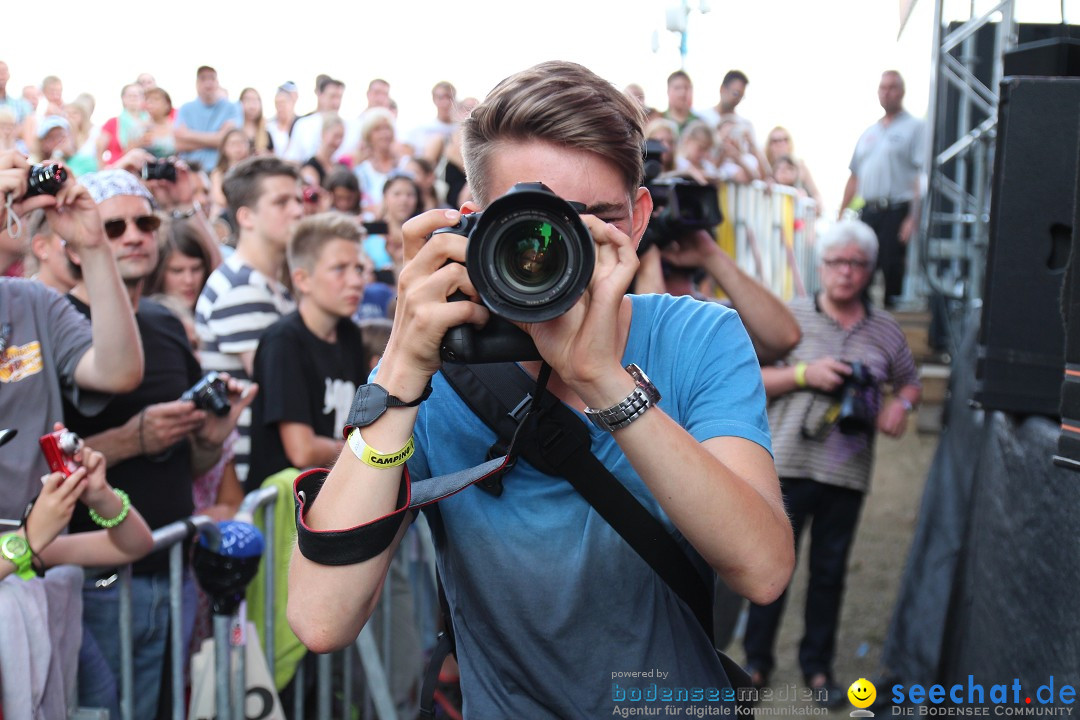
[1,533,35,580]
[584,364,661,432]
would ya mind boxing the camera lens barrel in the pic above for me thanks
[466,184,594,324]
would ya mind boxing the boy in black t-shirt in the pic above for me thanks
[249,213,371,489]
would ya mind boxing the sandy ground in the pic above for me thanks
[723,413,940,714]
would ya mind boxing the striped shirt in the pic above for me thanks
[195,253,295,484]
[767,295,919,493]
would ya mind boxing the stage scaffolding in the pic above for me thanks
[909,0,1019,312]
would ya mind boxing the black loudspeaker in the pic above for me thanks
[975,77,1080,417]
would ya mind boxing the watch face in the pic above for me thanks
[2,534,28,558]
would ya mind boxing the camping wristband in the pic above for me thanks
[348,428,415,468]
[88,488,131,528]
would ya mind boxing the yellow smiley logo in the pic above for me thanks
[848,678,877,709]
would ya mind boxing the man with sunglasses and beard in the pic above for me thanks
[58,169,255,719]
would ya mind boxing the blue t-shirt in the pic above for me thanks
[175,98,243,169]
[407,293,771,718]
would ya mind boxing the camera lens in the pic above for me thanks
[494,219,567,294]
[466,184,594,324]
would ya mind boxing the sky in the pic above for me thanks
[3,0,1074,214]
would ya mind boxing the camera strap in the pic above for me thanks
[293,366,551,566]
[440,362,715,634]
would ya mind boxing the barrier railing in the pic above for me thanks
[716,181,819,301]
[100,484,435,720]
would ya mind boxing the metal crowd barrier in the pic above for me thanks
[716,181,819,300]
[105,485,436,720]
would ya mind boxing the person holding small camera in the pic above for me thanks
[289,61,794,717]
[0,150,144,524]
[56,168,253,718]
[742,219,921,707]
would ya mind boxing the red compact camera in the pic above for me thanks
[39,428,84,476]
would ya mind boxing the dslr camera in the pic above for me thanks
[24,163,68,198]
[142,159,177,183]
[181,372,231,417]
[640,139,723,252]
[834,361,878,436]
[39,428,83,476]
[433,182,594,364]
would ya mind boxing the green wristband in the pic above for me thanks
[88,488,131,529]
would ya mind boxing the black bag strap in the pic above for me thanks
[441,362,715,636]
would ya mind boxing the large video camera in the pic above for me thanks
[640,139,723,252]
[433,182,594,364]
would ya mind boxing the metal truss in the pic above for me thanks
[910,0,1018,305]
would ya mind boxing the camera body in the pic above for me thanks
[433,182,594,364]
[181,372,231,417]
[39,428,83,476]
[834,361,877,436]
[640,140,723,252]
[25,164,67,198]
[142,159,177,183]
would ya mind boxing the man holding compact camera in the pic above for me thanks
[56,168,253,718]
[742,219,920,707]
[289,61,794,717]
[0,151,144,523]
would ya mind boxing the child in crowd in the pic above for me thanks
[772,154,807,197]
[248,212,371,487]
[2,439,153,583]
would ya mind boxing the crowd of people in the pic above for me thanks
[0,57,923,718]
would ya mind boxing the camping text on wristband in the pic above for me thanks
[348,428,415,468]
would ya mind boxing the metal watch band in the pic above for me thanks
[584,364,661,432]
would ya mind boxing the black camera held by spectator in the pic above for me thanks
[833,361,877,435]
[640,139,723,252]
[142,158,177,183]
[433,182,593,364]
[801,360,879,440]
[24,163,67,198]
[181,372,231,417]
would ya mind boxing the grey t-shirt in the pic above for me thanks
[0,279,108,521]
[849,110,924,203]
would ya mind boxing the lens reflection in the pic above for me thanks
[495,220,566,293]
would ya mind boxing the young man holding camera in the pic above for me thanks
[58,169,252,718]
[289,61,794,717]
[197,155,303,489]
[742,219,921,706]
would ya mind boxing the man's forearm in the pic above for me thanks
[174,126,223,152]
[191,437,224,476]
[705,250,801,364]
[78,247,143,391]
[85,420,141,468]
[839,173,858,218]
